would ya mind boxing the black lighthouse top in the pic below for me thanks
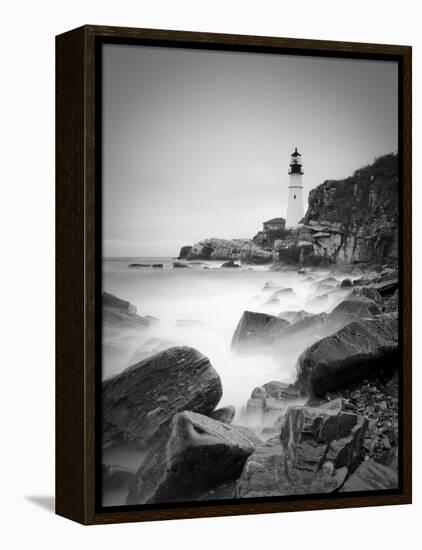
[289,148,304,175]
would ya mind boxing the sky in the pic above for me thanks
[102,44,398,258]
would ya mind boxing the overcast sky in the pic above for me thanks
[102,44,398,258]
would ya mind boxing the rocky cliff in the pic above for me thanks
[182,238,273,264]
[301,153,399,264]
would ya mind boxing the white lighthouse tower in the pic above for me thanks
[286,148,304,228]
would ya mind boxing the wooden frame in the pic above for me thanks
[56,25,412,525]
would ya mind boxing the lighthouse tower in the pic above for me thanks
[286,148,304,228]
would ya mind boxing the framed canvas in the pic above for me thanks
[56,25,412,525]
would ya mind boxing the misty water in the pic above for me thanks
[102,257,354,504]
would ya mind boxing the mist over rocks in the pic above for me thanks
[102,346,222,448]
[126,411,260,504]
[231,311,289,352]
[102,291,150,330]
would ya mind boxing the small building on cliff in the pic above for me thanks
[262,217,286,232]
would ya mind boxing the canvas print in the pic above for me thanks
[101,44,400,507]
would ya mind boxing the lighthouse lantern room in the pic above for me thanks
[286,148,304,227]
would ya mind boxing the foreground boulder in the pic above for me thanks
[231,311,289,352]
[127,411,260,504]
[340,458,398,492]
[236,401,367,498]
[102,347,222,448]
[297,314,398,396]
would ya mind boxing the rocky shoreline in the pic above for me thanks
[102,262,399,505]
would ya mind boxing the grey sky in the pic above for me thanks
[102,44,398,258]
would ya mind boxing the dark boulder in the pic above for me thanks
[231,311,289,352]
[296,314,398,396]
[252,381,299,401]
[221,260,240,268]
[126,411,260,504]
[208,406,236,424]
[102,346,222,448]
[340,278,353,288]
[173,261,191,268]
[340,458,398,492]
[328,295,381,326]
[178,245,193,259]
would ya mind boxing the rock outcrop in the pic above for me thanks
[231,311,289,352]
[102,292,150,330]
[236,400,367,498]
[126,411,260,504]
[186,238,273,264]
[296,314,399,396]
[178,245,192,259]
[302,153,398,264]
[102,347,222,448]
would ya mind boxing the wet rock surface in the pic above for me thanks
[296,314,398,396]
[102,346,222,448]
[126,411,260,504]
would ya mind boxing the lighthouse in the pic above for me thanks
[286,148,304,228]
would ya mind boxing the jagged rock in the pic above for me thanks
[290,310,313,324]
[278,310,301,322]
[209,406,236,424]
[186,238,272,264]
[178,245,192,259]
[126,411,260,504]
[236,401,366,498]
[102,292,149,330]
[328,295,381,326]
[296,314,399,396]
[368,278,399,297]
[252,381,300,401]
[271,288,297,300]
[102,347,222,448]
[231,311,289,352]
[302,154,398,264]
[340,459,398,492]
[276,312,329,341]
